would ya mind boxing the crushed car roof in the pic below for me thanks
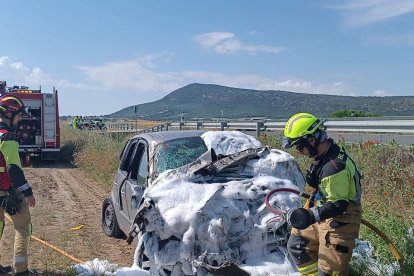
[133,130,206,144]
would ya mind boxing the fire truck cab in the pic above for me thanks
[0,81,60,164]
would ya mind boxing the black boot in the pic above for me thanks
[0,265,12,273]
[14,270,37,276]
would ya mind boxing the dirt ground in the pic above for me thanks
[0,161,136,275]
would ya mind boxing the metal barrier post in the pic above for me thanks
[256,121,264,137]
[220,122,227,131]
[197,122,202,130]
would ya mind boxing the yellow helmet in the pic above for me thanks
[282,113,323,148]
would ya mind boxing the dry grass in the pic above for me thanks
[60,124,131,188]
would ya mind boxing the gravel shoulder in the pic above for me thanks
[0,162,135,274]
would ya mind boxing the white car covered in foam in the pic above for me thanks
[102,130,304,275]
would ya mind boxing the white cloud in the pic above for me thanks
[192,32,284,54]
[374,89,387,96]
[0,55,355,115]
[77,55,353,99]
[252,78,352,96]
[0,55,91,91]
[336,0,414,27]
[76,55,180,99]
[193,32,235,48]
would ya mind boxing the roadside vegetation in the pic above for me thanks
[328,109,380,118]
[61,124,414,275]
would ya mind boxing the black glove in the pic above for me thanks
[0,265,12,273]
[0,188,22,216]
[286,208,316,230]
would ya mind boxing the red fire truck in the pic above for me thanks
[0,81,60,164]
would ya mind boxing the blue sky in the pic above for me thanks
[1,0,413,116]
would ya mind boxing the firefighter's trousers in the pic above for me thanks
[287,204,362,275]
[0,192,32,273]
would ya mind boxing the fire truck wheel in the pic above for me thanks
[20,154,32,167]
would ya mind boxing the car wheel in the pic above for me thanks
[102,197,124,238]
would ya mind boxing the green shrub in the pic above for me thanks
[329,109,380,118]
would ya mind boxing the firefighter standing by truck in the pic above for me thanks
[0,95,36,275]
[72,116,78,129]
[282,113,362,276]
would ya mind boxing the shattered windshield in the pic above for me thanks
[155,136,208,174]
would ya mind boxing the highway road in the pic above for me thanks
[108,119,414,146]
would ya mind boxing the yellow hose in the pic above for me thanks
[361,218,403,266]
[5,215,85,264]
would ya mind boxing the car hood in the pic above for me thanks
[131,146,304,275]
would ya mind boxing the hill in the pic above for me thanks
[108,83,414,120]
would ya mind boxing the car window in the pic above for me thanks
[155,136,208,174]
[129,143,147,181]
[120,139,138,172]
[137,149,148,187]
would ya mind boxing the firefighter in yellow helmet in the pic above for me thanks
[283,113,362,276]
[0,95,36,275]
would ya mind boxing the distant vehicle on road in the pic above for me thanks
[83,118,107,131]
[91,118,107,131]
[75,117,107,131]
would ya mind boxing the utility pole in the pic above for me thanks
[134,105,138,131]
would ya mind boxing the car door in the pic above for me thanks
[124,141,149,220]
[113,138,138,222]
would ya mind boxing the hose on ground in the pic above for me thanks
[5,214,85,264]
[361,218,403,267]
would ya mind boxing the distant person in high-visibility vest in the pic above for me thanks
[72,116,78,129]
[0,95,36,275]
[282,113,362,276]
[72,115,78,129]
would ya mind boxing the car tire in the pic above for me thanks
[102,197,124,238]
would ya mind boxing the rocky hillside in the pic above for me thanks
[109,83,414,119]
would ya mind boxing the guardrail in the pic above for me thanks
[108,118,414,137]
